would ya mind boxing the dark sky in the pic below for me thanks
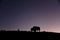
[0,0,60,32]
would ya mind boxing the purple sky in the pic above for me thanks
[0,0,60,32]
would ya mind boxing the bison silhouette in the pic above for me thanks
[31,26,40,32]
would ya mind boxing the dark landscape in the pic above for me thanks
[0,30,60,40]
[0,26,60,40]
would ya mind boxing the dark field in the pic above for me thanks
[0,31,60,40]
